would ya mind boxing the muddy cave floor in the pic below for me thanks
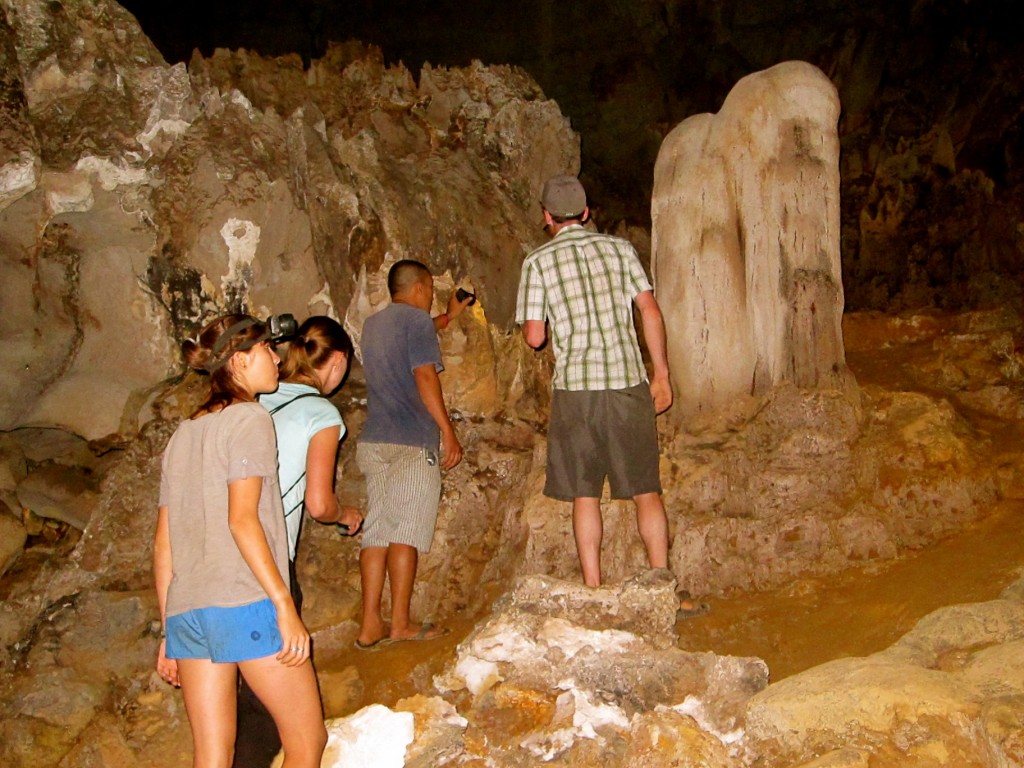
[331,499,1024,711]
[325,327,1024,714]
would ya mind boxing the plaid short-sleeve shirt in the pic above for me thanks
[515,224,652,391]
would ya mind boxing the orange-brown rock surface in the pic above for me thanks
[2,2,1024,767]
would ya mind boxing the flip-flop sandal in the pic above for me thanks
[391,622,450,643]
[676,601,711,621]
[354,636,393,651]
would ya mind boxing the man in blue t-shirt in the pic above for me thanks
[355,259,470,648]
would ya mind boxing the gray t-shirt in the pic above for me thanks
[159,402,288,616]
[359,302,443,450]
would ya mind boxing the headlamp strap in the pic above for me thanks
[205,318,259,373]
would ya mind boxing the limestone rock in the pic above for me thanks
[5,667,106,754]
[744,580,1024,765]
[312,704,416,768]
[2,2,574,443]
[0,433,27,491]
[317,665,364,720]
[957,639,1024,700]
[16,461,99,529]
[0,503,26,577]
[2,0,166,165]
[790,749,871,768]
[1003,578,1024,603]
[71,418,172,589]
[624,708,744,768]
[395,694,468,768]
[0,7,38,210]
[745,658,980,756]
[979,695,1024,768]
[0,0,180,440]
[652,61,850,418]
[435,573,768,759]
[54,712,138,768]
[881,599,1024,669]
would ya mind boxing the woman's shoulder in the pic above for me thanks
[219,401,274,431]
[233,400,274,418]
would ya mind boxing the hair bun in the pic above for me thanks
[181,338,212,372]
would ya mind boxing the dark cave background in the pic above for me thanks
[118,0,1024,313]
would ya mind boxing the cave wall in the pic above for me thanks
[119,0,1024,313]
[0,0,576,443]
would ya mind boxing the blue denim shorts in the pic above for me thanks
[165,598,282,663]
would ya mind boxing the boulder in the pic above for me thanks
[16,462,99,529]
[0,503,26,577]
[435,572,768,761]
[745,658,979,756]
[744,577,1024,765]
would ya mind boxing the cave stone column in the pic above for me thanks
[652,61,849,418]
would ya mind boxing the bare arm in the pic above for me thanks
[304,426,363,533]
[521,319,547,349]
[413,363,463,470]
[228,476,308,666]
[433,291,475,331]
[635,289,673,414]
[153,506,179,686]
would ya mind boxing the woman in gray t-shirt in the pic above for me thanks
[153,314,327,767]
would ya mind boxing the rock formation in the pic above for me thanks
[0,0,575,445]
[652,61,850,418]
[314,571,1024,767]
[2,2,1024,767]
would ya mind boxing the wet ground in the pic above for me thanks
[329,499,1023,712]
[331,311,1024,708]
[678,498,1024,680]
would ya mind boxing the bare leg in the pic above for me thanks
[634,491,669,570]
[387,542,423,639]
[572,496,603,587]
[238,656,326,768]
[358,546,388,646]
[177,658,239,768]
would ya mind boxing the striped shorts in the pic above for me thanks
[356,442,442,553]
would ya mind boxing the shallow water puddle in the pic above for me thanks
[676,499,1024,680]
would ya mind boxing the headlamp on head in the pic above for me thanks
[267,313,298,342]
[202,313,298,373]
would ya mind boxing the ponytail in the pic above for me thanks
[278,316,353,389]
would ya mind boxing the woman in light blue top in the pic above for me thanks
[260,316,363,559]
[234,316,363,768]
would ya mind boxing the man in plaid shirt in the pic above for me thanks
[516,174,673,587]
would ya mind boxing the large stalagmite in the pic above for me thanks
[651,61,850,418]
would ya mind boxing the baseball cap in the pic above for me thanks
[541,175,587,218]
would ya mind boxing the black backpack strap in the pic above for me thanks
[267,392,322,415]
[282,482,306,519]
[268,392,323,518]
